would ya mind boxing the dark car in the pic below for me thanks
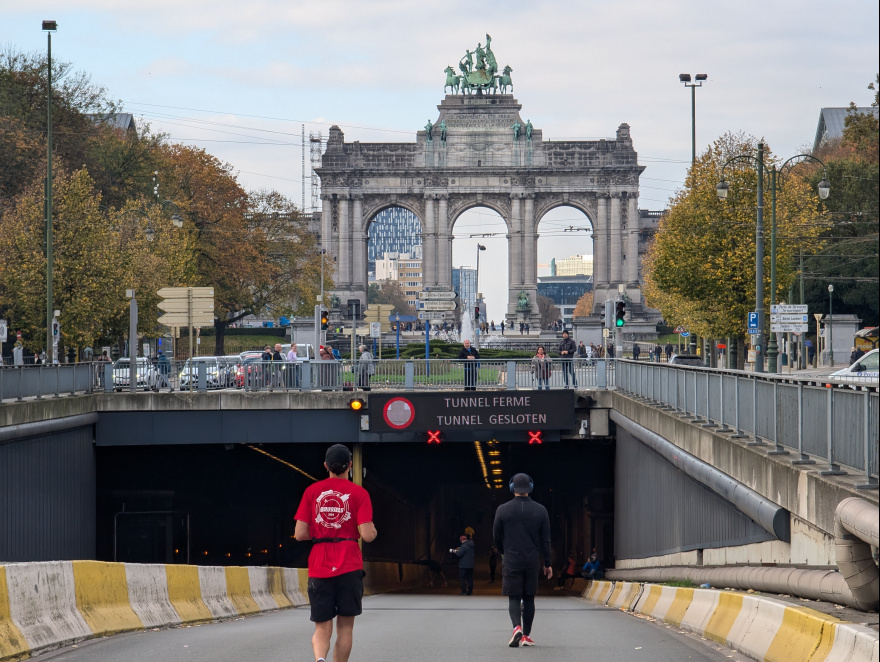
[669,354,705,367]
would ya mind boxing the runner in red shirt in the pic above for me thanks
[295,444,377,662]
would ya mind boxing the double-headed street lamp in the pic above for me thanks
[679,73,708,165]
[43,19,57,363]
[716,143,830,373]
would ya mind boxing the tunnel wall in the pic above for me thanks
[0,425,96,562]
[614,426,775,559]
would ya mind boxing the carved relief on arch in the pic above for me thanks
[446,194,511,233]
[532,193,597,232]
[360,195,425,233]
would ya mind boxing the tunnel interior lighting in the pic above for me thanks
[474,441,492,489]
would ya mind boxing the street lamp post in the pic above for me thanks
[43,20,57,362]
[717,146,830,373]
[679,73,708,165]
[827,284,834,367]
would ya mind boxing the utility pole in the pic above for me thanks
[43,20,57,362]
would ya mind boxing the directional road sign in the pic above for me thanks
[419,291,457,300]
[157,286,215,328]
[771,324,809,333]
[157,287,214,298]
[421,300,458,311]
[418,311,455,320]
[158,313,215,326]
[158,299,214,314]
[770,314,809,324]
[0,319,6,342]
[747,312,759,329]
[771,304,808,314]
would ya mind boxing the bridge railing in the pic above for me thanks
[0,364,96,401]
[92,358,616,394]
[615,360,879,488]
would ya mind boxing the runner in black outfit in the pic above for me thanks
[492,473,552,648]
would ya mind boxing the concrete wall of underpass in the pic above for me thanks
[611,391,879,569]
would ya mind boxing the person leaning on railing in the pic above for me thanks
[531,346,551,391]
[357,344,374,391]
[459,339,480,391]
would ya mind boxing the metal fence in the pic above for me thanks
[0,364,96,401]
[616,360,879,488]
[93,358,616,394]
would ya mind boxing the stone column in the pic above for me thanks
[523,195,536,288]
[609,193,622,286]
[627,194,640,285]
[594,195,609,297]
[423,194,436,287]
[351,194,365,294]
[437,195,450,287]
[338,195,350,286]
[509,195,523,287]
[321,195,332,253]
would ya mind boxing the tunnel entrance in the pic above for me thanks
[96,439,614,588]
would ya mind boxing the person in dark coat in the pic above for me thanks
[459,339,480,391]
[632,343,640,361]
[452,535,475,595]
[557,331,577,388]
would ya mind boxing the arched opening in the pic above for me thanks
[366,206,423,317]
[451,206,509,339]
[536,206,595,331]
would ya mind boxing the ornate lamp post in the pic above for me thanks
[679,73,708,165]
[716,144,830,373]
[43,19,57,362]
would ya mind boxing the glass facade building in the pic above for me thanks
[368,207,422,278]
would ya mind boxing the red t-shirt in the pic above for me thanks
[295,477,373,578]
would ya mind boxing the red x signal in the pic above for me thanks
[427,430,443,444]
[528,431,543,445]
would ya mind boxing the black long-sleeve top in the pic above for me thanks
[492,496,551,570]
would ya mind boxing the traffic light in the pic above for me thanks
[320,310,329,330]
[474,304,481,323]
[426,430,444,444]
[348,398,365,411]
[603,299,615,330]
[615,300,627,327]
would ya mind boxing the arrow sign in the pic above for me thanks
[771,304,808,314]
[158,299,214,314]
[157,286,214,298]
[158,313,215,327]
[418,311,455,320]
[770,314,808,323]
[771,323,809,333]
[421,300,458,311]
[419,291,458,300]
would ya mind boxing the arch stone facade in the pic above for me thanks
[316,94,648,325]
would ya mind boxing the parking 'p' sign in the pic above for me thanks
[747,312,759,329]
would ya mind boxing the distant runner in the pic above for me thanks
[295,444,377,662]
[492,473,552,648]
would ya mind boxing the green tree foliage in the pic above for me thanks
[643,133,827,341]
[804,77,879,326]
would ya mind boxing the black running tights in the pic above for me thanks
[508,595,536,635]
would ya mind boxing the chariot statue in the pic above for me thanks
[444,34,511,95]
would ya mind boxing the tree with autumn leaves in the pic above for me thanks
[0,50,327,357]
[642,133,828,364]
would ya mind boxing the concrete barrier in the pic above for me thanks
[581,579,879,662]
[0,560,426,661]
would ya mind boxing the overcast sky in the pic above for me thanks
[4,1,877,321]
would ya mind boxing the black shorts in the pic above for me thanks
[307,570,364,622]
[502,565,540,596]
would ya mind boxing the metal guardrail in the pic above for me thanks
[0,364,96,401]
[615,360,879,489]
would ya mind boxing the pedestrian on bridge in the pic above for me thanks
[558,330,577,388]
[459,339,480,391]
[531,346,551,390]
[493,473,552,648]
[294,444,378,662]
[632,343,641,361]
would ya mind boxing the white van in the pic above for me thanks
[830,349,879,384]
[281,343,315,361]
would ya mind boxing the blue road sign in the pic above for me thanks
[680,331,690,337]
[748,329,760,334]
[748,312,759,329]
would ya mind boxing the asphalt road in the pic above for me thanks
[40,594,753,662]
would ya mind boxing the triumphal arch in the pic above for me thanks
[316,36,648,325]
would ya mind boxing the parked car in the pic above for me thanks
[830,349,879,385]
[178,357,223,389]
[281,343,315,361]
[112,357,159,390]
[669,354,705,367]
[218,355,242,388]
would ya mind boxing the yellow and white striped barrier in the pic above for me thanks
[581,580,879,662]
[0,560,424,661]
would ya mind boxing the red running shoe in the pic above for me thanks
[508,625,523,647]
[520,635,535,647]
